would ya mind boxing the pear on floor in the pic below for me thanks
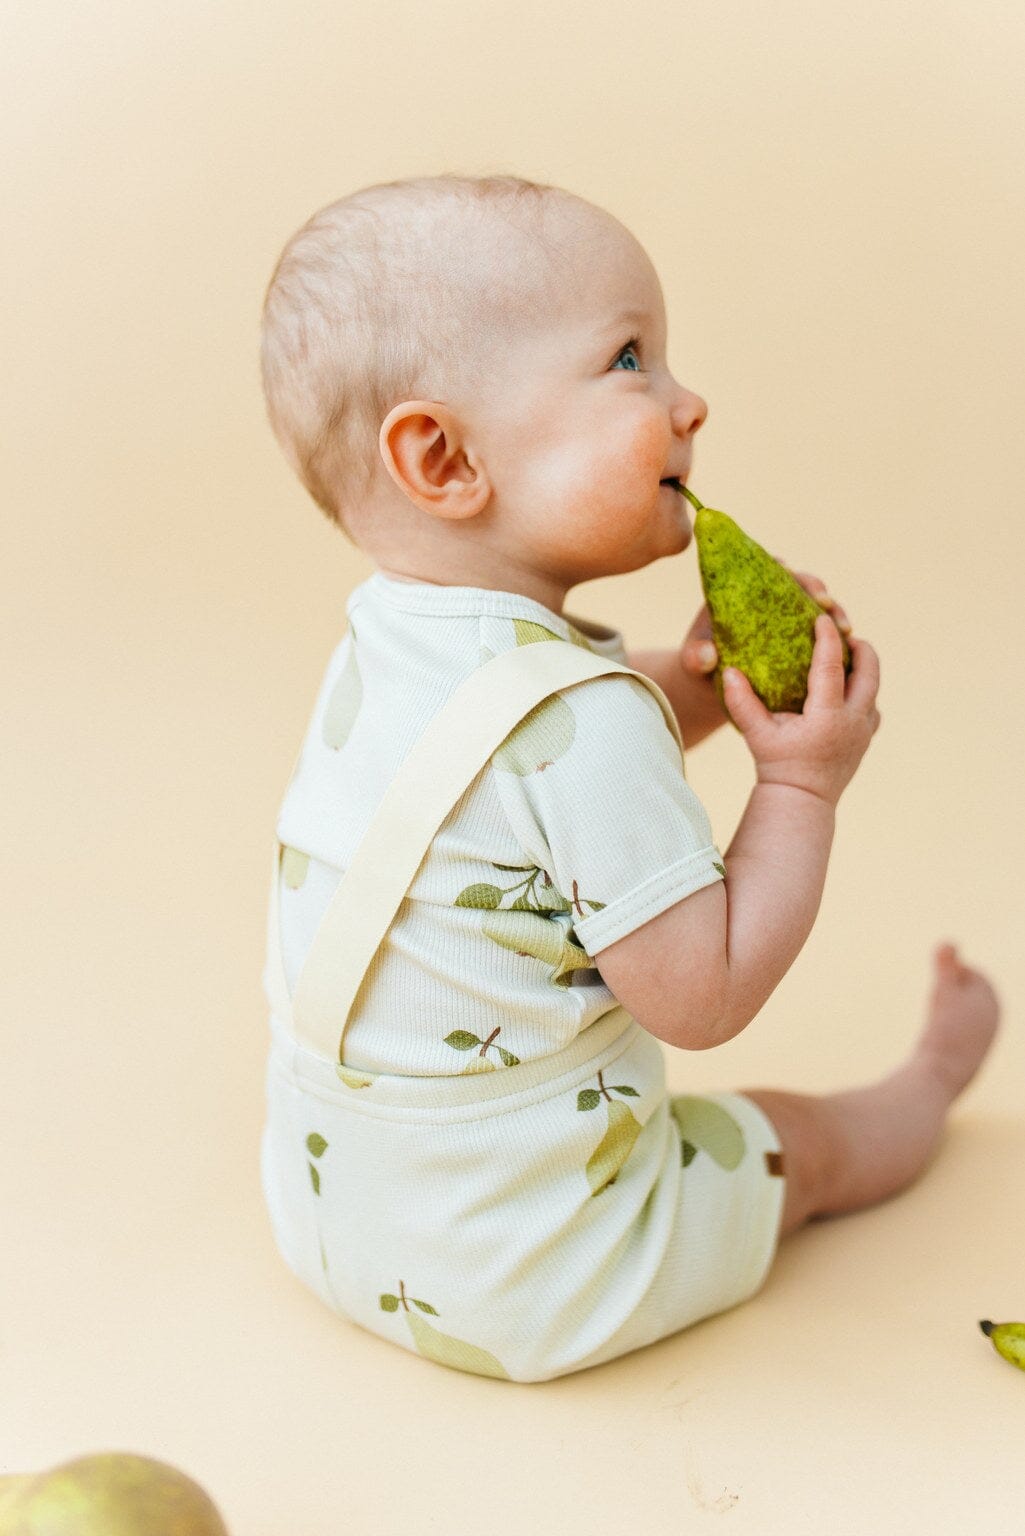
[684,488,852,715]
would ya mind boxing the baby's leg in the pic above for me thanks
[740,944,1001,1238]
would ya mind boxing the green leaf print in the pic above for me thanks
[443,1027,520,1072]
[577,1088,602,1112]
[444,1031,482,1051]
[669,1096,747,1171]
[455,862,573,917]
[380,1293,400,1312]
[454,883,503,909]
[309,1163,321,1195]
[322,630,363,749]
[411,1299,439,1315]
[713,861,727,878]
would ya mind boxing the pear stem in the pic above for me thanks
[679,485,705,513]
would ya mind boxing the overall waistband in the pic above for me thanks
[266,1005,656,1122]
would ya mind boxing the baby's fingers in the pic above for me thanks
[804,614,848,711]
[845,634,881,712]
[722,665,775,736]
[683,637,719,675]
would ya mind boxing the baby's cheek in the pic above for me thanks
[593,414,667,495]
[632,417,671,481]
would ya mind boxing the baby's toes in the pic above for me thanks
[935,942,976,980]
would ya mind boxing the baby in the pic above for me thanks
[257,173,1001,1384]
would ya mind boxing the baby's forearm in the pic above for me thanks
[624,647,729,751]
[714,783,837,1043]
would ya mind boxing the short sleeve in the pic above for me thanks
[489,672,726,956]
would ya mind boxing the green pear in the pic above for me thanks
[0,1452,229,1535]
[979,1319,1025,1371]
[0,1479,35,1522]
[683,488,852,715]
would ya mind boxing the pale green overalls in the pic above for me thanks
[260,638,786,1383]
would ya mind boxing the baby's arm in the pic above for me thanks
[594,618,881,1051]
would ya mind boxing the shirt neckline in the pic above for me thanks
[356,570,622,648]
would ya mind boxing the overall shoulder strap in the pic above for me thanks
[270,641,683,1062]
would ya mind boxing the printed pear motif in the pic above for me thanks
[443,1027,520,1070]
[336,1066,374,1089]
[305,1134,337,1294]
[482,623,583,776]
[457,1053,497,1074]
[453,861,606,983]
[513,618,595,653]
[281,844,310,890]
[490,692,576,777]
[578,1070,642,1195]
[481,909,595,987]
[306,1131,328,1194]
[322,630,363,749]
[379,1281,510,1379]
[670,1096,746,1171]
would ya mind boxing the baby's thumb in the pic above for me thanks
[721,666,766,735]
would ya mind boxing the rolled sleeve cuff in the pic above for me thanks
[573,846,726,957]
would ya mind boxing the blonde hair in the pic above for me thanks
[258,172,580,543]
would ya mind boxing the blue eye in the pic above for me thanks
[612,338,643,372]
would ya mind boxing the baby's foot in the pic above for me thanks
[915,943,1001,1103]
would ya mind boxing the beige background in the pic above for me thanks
[3,0,1022,1530]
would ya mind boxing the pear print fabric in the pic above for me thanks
[261,1007,786,1384]
[261,573,787,1383]
[274,573,727,1078]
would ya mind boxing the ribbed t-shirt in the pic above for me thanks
[273,571,726,1075]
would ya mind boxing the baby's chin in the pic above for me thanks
[668,515,694,553]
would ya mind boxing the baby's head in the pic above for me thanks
[259,173,707,608]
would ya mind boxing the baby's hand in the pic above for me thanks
[724,615,881,807]
[681,564,854,680]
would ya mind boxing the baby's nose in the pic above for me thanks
[673,389,708,434]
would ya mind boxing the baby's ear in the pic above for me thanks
[379,401,490,520]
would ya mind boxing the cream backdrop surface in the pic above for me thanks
[3,0,1023,1531]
